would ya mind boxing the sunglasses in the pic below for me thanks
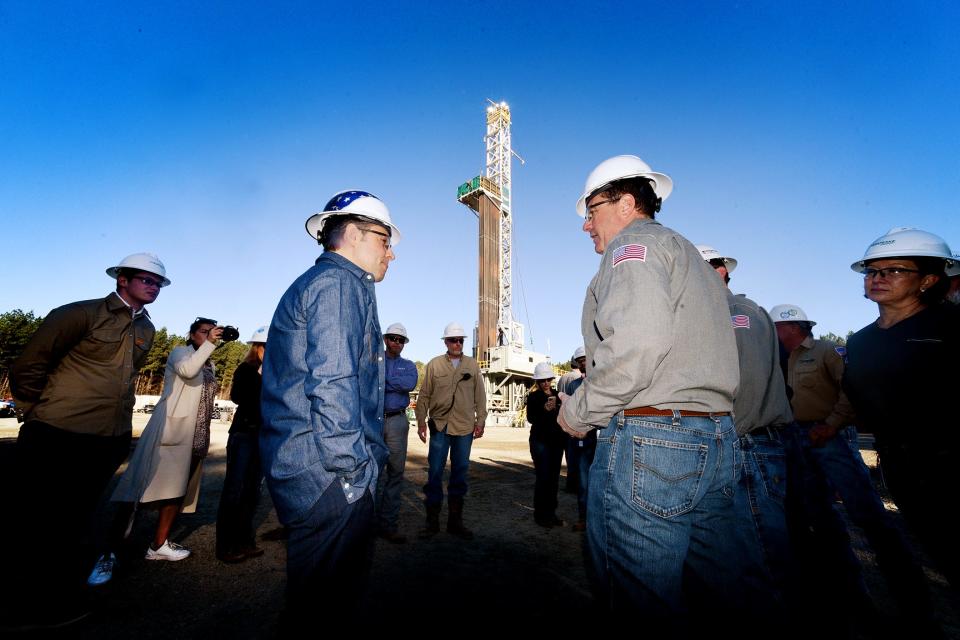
[385,335,407,344]
[445,338,465,344]
[133,276,164,288]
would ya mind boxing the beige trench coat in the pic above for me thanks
[111,340,217,513]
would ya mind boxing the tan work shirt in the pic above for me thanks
[415,353,487,436]
[561,218,739,433]
[11,293,155,437]
[786,335,855,428]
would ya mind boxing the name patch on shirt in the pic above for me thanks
[612,243,647,267]
[731,315,751,329]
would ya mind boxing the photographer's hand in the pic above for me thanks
[207,326,224,344]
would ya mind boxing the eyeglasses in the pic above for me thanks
[862,267,920,280]
[445,338,464,344]
[362,227,392,249]
[385,335,407,344]
[134,276,164,288]
[585,197,621,222]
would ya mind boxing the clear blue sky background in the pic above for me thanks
[2,1,958,364]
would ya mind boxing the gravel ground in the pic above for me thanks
[0,416,957,637]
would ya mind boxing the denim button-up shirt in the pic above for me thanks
[260,251,388,525]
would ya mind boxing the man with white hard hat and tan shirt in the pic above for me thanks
[377,322,418,543]
[415,322,487,540]
[5,252,168,630]
[557,155,751,626]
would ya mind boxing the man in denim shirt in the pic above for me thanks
[260,190,400,623]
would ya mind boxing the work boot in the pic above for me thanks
[446,497,474,540]
[419,503,441,539]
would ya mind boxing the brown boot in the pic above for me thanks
[419,503,441,539]
[446,497,473,540]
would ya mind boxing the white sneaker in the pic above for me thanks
[87,552,116,586]
[145,540,191,562]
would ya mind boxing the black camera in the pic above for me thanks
[220,326,240,342]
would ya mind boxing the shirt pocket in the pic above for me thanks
[794,361,818,389]
[82,328,124,362]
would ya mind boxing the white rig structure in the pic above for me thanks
[457,100,551,426]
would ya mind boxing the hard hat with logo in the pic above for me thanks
[442,322,466,339]
[106,253,171,287]
[384,322,409,341]
[573,346,586,360]
[696,245,738,272]
[769,304,816,326]
[305,190,402,246]
[248,326,268,344]
[948,253,960,278]
[576,155,673,217]
[850,227,954,273]
[533,362,555,380]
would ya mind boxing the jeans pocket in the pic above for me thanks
[632,436,708,518]
[754,451,787,505]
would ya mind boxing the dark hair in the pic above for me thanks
[190,317,217,335]
[320,214,390,251]
[595,177,662,218]
[914,257,949,305]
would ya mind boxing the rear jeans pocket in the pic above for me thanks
[632,436,708,518]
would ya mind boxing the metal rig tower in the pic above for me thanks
[457,100,549,426]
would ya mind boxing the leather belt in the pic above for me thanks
[623,406,731,417]
[384,410,405,418]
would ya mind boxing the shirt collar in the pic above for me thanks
[317,251,375,284]
[108,292,150,318]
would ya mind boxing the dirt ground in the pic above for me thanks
[1,416,958,637]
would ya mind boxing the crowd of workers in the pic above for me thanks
[1,155,957,637]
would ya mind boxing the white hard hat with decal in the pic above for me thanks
[851,227,953,272]
[696,245,738,272]
[305,190,401,246]
[769,304,816,327]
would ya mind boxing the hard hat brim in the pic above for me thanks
[305,212,402,247]
[105,266,171,287]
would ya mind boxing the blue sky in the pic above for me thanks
[2,1,958,364]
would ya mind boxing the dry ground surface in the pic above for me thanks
[0,416,957,637]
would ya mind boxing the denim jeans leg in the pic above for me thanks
[446,432,474,500]
[424,425,451,506]
[377,413,409,532]
[811,426,931,617]
[576,440,595,521]
[587,413,754,623]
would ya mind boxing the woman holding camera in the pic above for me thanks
[87,318,222,585]
[527,362,566,528]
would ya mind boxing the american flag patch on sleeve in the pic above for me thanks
[612,244,647,267]
[731,315,751,329]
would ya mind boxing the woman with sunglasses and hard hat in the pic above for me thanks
[88,318,225,585]
[216,326,269,563]
[527,362,567,528]
[843,227,959,614]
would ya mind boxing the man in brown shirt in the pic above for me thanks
[415,322,487,540]
[773,303,931,627]
[4,253,167,630]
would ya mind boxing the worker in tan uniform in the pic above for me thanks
[773,303,930,629]
[415,322,487,540]
[557,155,754,627]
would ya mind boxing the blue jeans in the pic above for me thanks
[216,431,263,554]
[793,424,931,617]
[423,423,474,506]
[587,412,764,624]
[376,413,409,532]
[736,429,791,604]
[567,435,596,520]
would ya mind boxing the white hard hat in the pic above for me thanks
[384,322,409,340]
[769,304,816,326]
[576,155,673,217]
[442,322,466,339]
[850,227,954,273]
[305,190,402,247]
[573,346,586,360]
[696,245,738,272]
[106,253,171,287]
[947,253,960,277]
[248,325,268,343]
[533,362,555,380]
